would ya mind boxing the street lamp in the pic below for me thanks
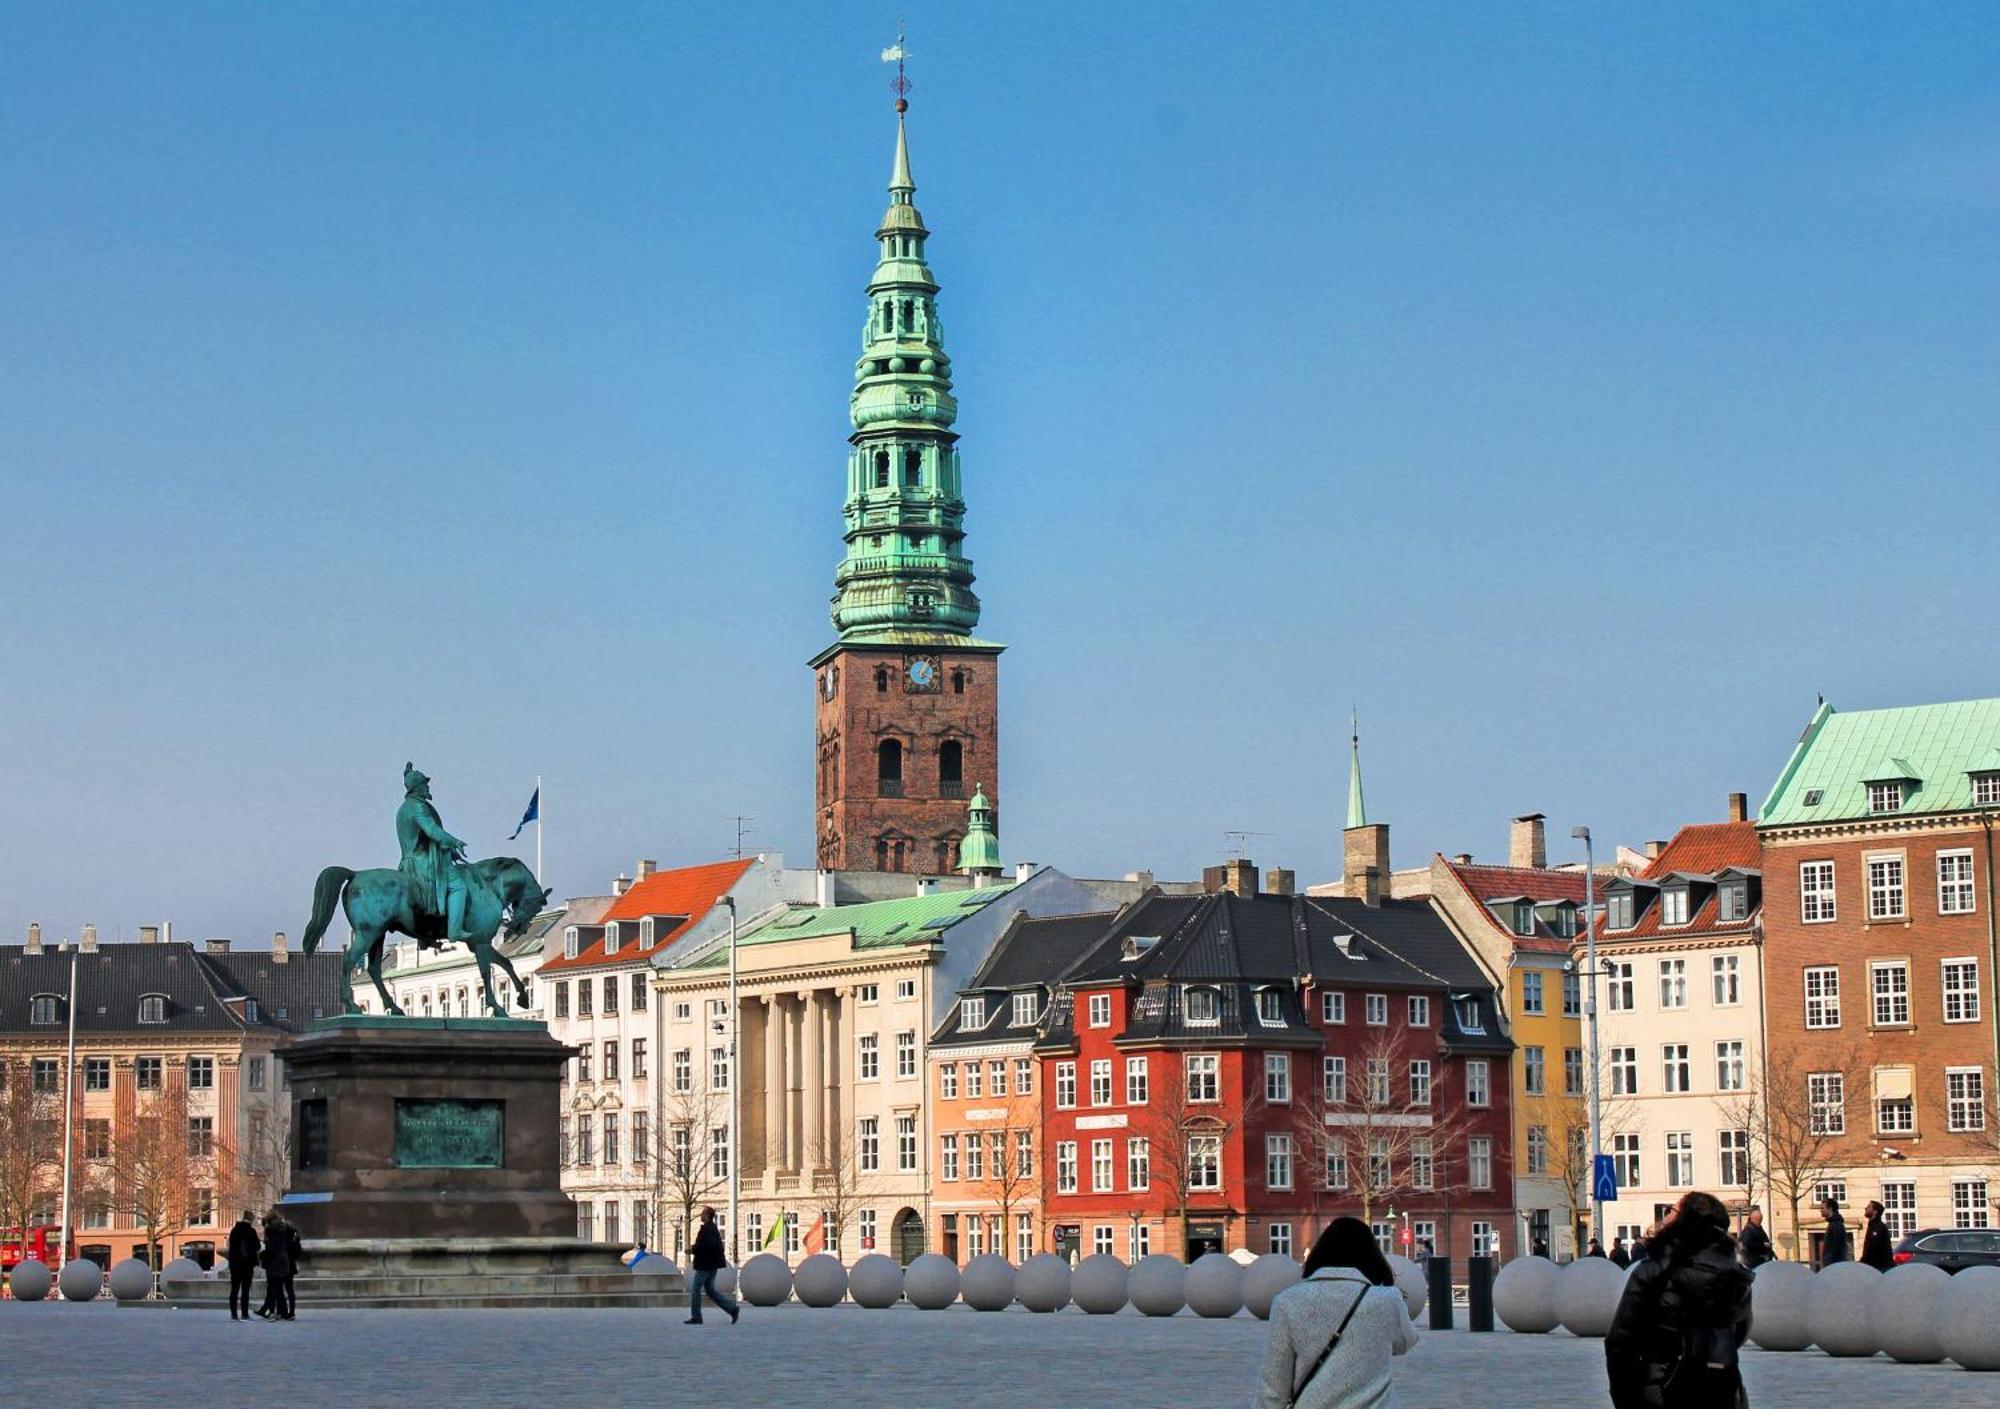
[1572,826,1604,1249]
[722,895,741,1265]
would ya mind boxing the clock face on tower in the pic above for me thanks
[904,654,941,693]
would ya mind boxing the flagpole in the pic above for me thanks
[535,774,543,883]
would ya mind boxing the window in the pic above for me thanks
[185,1116,214,1159]
[859,1117,880,1172]
[1410,1137,1435,1191]
[1658,959,1688,1008]
[603,1041,619,1081]
[1611,1132,1641,1187]
[959,995,985,1028]
[138,994,166,1025]
[1712,955,1741,1006]
[1091,1139,1114,1193]
[1471,1222,1497,1258]
[707,1046,730,1090]
[673,1000,690,1020]
[1513,902,1536,936]
[1662,1044,1691,1093]
[1525,1125,1549,1176]
[1127,1137,1149,1191]
[1090,1059,1113,1107]
[1466,1059,1490,1107]
[989,1060,1007,1096]
[553,982,572,1019]
[1015,1129,1033,1179]
[1012,992,1039,1026]
[243,1057,263,1092]
[939,1133,958,1180]
[604,1112,620,1165]
[1666,1131,1694,1187]
[632,1039,647,1079]
[673,1048,692,1092]
[1126,1055,1149,1104]
[1468,1136,1493,1190]
[1805,966,1841,1028]
[1321,991,1346,1024]
[1607,961,1635,1011]
[634,1110,649,1164]
[1255,989,1284,1026]
[965,1062,983,1098]
[1015,1057,1034,1094]
[1184,987,1220,1026]
[1408,995,1430,1026]
[1608,892,1634,929]
[1871,961,1911,1026]
[1457,998,1486,1032]
[601,975,618,1015]
[1808,1072,1845,1135]
[876,739,902,795]
[1323,1056,1347,1104]
[1881,1181,1918,1239]
[1719,1129,1750,1186]
[1187,1135,1222,1191]
[896,1031,916,1078]
[632,973,647,1010]
[1661,889,1690,927]
[1186,1054,1219,1103]
[1084,1224,1112,1257]
[1523,1046,1546,1096]
[1976,773,2000,807]
[1867,857,1906,920]
[1365,1058,1391,1105]
[1129,1224,1151,1260]
[938,1063,957,1100]
[1610,1046,1638,1096]
[1323,1142,1349,1190]
[1943,959,1981,1023]
[1088,993,1112,1028]
[1947,1068,1986,1132]
[186,1055,214,1090]
[858,1033,879,1080]
[897,978,916,1000]
[1563,1046,1584,1096]
[1365,993,1388,1026]
[1562,972,1581,1017]
[1266,1133,1293,1190]
[1056,1141,1078,1193]
[1264,1052,1292,1103]
[1520,971,1544,1015]
[1952,1179,1991,1230]
[1268,1222,1293,1257]
[1410,1059,1432,1106]
[1813,1180,1847,1209]
[1715,1040,1746,1091]
[897,1115,916,1171]
[577,1115,594,1164]
[1868,781,1904,814]
[1055,1061,1076,1109]
[136,1057,162,1091]
[29,994,58,1025]
[1801,862,1837,923]
[1718,881,1749,922]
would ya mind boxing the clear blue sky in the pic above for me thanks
[5,2,1997,946]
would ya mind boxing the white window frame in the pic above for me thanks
[858,1032,880,1080]
[1718,1128,1750,1186]
[1715,1039,1746,1092]
[1804,966,1841,1029]
[1055,1061,1076,1109]
[1364,993,1388,1026]
[1055,1141,1078,1194]
[1127,1136,1150,1191]
[1012,991,1039,1026]
[1952,1178,1992,1229]
[1880,1180,1918,1239]
[1942,958,1981,1024]
[1606,961,1635,1012]
[1264,1052,1291,1103]
[1947,1067,1987,1133]
[1939,850,1977,915]
[1323,1055,1346,1104]
[1183,986,1220,1026]
[1187,1133,1222,1191]
[940,1063,957,1100]
[1091,1138,1114,1193]
[1658,958,1688,1008]
[1410,1059,1432,1107]
[1660,888,1690,927]
[1125,1055,1149,1105]
[1712,954,1741,1006]
[1088,992,1112,1028]
[1408,995,1430,1026]
[1255,988,1285,1027]
[1466,1059,1490,1108]
[1321,991,1346,1024]
[1185,1053,1219,1104]
[1265,1133,1293,1190]
[1468,1136,1493,1190]
[939,1133,958,1180]
[1800,861,1837,924]
[1611,1131,1641,1187]
[1867,780,1904,814]
[1808,1072,1845,1135]
[1975,773,2000,807]
[1610,1046,1638,1096]
[1661,1043,1691,1093]
[896,1031,916,1078]
[1871,960,1911,1027]
[960,995,986,1028]
[1089,1059,1113,1107]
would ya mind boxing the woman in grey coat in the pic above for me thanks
[1253,1218,1419,1409]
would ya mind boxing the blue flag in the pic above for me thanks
[507,786,540,840]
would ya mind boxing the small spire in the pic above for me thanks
[959,782,1003,880]
[1346,709,1367,830]
[890,115,914,195]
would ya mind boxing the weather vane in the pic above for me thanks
[882,22,911,113]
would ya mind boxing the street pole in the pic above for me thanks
[57,939,79,1271]
[1572,826,1603,1247]
[535,774,543,884]
[724,896,741,1264]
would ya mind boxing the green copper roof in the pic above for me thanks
[1759,697,2000,827]
[958,783,1002,874]
[1346,711,1367,829]
[826,109,986,645]
[677,883,1020,968]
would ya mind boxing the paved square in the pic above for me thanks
[1,1302,1990,1408]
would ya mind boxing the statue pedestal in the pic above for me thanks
[276,1017,576,1241]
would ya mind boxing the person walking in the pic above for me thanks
[1818,1199,1850,1268]
[1252,1217,1418,1409]
[1737,1209,1773,1269]
[1859,1201,1894,1271]
[1609,1237,1631,1269]
[685,1206,739,1325]
[1586,1238,1606,1259]
[225,1210,261,1321]
[1605,1191,1754,1409]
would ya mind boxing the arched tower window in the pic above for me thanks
[951,669,966,695]
[875,667,890,693]
[935,838,956,875]
[877,739,903,796]
[892,840,906,872]
[880,302,893,334]
[903,447,922,487]
[875,838,889,870]
[938,740,963,796]
[900,299,914,331]
[874,449,890,489]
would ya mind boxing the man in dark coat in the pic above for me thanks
[1587,1238,1606,1258]
[1737,1209,1774,1269]
[1609,1237,1631,1269]
[1818,1199,1850,1268]
[1859,1200,1894,1271]
[256,1213,298,1319]
[1606,1193,1754,1409]
[684,1205,739,1325]
[225,1210,261,1321]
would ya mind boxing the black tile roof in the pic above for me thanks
[0,942,343,1038]
[203,952,344,1033]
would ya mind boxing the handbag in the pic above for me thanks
[1290,1282,1369,1407]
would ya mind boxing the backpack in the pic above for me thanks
[1661,1320,1740,1408]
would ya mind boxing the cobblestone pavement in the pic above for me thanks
[1,1302,1991,1409]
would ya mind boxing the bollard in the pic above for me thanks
[1466,1255,1494,1332]
[1427,1256,1453,1330]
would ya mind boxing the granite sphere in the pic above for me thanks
[1072,1254,1129,1314]
[793,1253,849,1307]
[1554,1255,1627,1337]
[58,1258,103,1302]
[1806,1261,1881,1356]
[1185,1253,1245,1318]
[738,1253,792,1307]
[1129,1254,1188,1317]
[1386,1254,1428,1319]
[904,1253,961,1310]
[1493,1255,1561,1333]
[1748,1261,1814,1351]
[960,1254,1016,1311]
[159,1257,203,1293]
[1871,1260,1950,1363]
[1243,1254,1301,1320]
[712,1266,738,1299]
[631,1254,678,1276]
[8,1259,51,1302]
[848,1253,903,1309]
[1016,1252,1073,1312]
[1939,1265,2000,1371]
[108,1258,155,1302]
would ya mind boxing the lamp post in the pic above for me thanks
[56,939,79,1271]
[1571,826,1604,1247]
[722,895,741,1264]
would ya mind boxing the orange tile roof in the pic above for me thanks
[1441,860,1594,954]
[1639,821,1759,880]
[537,857,754,974]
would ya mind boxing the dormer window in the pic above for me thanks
[1718,880,1749,922]
[138,994,167,1025]
[564,927,580,961]
[29,994,59,1026]
[960,995,986,1028]
[604,923,621,957]
[1513,902,1536,936]
[245,999,259,1025]
[639,918,654,949]
[1660,888,1690,926]
[1456,999,1485,1034]
[1607,892,1635,929]
[1802,788,1824,807]
[1867,781,1904,814]
[1254,989,1285,1027]
[1974,773,2000,808]
[1011,992,1039,1027]
[1183,986,1221,1026]
[1545,905,1577,939]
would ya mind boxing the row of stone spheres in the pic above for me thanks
[5,1256,190,1304]
[1492,1254,2000,1372]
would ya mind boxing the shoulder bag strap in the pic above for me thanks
[1290,1283,1370,1407]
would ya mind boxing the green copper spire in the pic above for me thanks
[827,106,985,642]
[1346,710,1367,830]
[958,782,1002,877]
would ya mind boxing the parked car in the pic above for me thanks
[1891,1228,2000,1273]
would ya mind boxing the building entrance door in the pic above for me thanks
[891,1208,925,1265]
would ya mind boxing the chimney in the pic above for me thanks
[1125,869,1155,887]
[612,874,633,896]
[1344,824,1390,898]
[1215,858,1257,896]
[916,876,941,897]
[1644,839,1667,861]
[1362,867,1384,908]
[1509,814,1547,870]
[205,938,232,955]
[1265,868,1296,897]
[1727,792,1749,823]
[80,924,99,954]
[1014,861,1038,883]
[815,869,837,908]
[25,923,42,956]
[1453,853,1472,866]
[271,931,289,965]
[139,925,160,944]
[636,859,657,880]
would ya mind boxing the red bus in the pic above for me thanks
[1,1226,72,1273]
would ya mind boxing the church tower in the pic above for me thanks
[810,88,1003,874]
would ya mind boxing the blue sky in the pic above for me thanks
[4,2,1997,945]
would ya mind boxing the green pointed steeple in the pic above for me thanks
[1346,710,1367,830]
[826,107,990,643]
[958,782,1002,878]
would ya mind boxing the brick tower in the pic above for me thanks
[810,92,1002,873]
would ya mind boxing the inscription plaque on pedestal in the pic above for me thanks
[395,1098,504,1168]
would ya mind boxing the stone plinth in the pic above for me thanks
[277,1016,574,1241]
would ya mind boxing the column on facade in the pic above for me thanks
[762,994,785,1177]
[802,989,825,1169]
[822,989,842,1169]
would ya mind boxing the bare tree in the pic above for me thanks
[0,1061,64,1239]
[1518,1089,1632,1256]
[228,1103,293,1216]
[1719,1041,1861,1260]
[806,1125,885,1260]
[653,1083,729,1262]
[1307,1024,1483,1228]
[984,1092,1042,1256]
[110,1078,212,1264]
[1139,1056,1263,1258]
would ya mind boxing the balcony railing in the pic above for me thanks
[939,780,966,799]
[878,778,904,798]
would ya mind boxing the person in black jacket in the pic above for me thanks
[1605,1191,1754,1409]
[256,1213,299,1320]
[684,1206,739,1325]
[1818,1199,1850,1268]
[1859,1200,1894,1271]
[1609,1237,1631,1269]
[1737,1209,1774,1269]
[226,1211,261,1321]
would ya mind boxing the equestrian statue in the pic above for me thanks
[301,763,552,1017]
